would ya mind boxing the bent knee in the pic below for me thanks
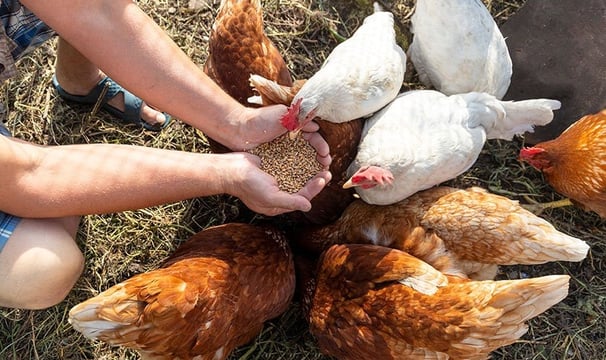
[17,246,84,309]
[0,217,84,309]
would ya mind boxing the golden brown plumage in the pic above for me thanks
[203,0,293,152]
[520,109,606,218]
[291,186,588,280]
[303,244,570,360]
[250,73,365,225]
[68,223,295,360]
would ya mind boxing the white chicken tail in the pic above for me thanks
[457,275,569,356]
[489,98,561,140]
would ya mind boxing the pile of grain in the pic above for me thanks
[249,133,324,193]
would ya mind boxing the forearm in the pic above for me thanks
[21,0,246,146]
[0,139,236,217]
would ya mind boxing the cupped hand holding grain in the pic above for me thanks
[249,120,332,195]
[222,151,331,217]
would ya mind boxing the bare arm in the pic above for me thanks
[0,136,329,217]
[20,0,287,151]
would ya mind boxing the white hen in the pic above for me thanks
[344,90,561,205]
[280,3,406,134]
[408,0,512,99]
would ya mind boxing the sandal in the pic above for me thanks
[52,75,171,132]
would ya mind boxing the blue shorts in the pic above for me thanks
[0,212,20,253]
[0,121,10,136]
[0,118,19,253]
[0,0,55,59]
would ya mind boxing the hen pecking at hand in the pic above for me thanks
[520,109,606,218]
[290,186,589,281]
[249,73,365,225]
[280,2,406,137]
[408,0,512,99]
[344,90,561,205]
[300,243,570,360]
[68,223,295,360]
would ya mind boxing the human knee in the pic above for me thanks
[0,217,84,309]
[20,241,84,309]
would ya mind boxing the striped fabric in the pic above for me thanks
[0,0,54,59]
[0,120,19,253]
[0,212,20,253]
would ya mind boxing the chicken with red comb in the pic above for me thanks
[346,90,560,205]
[281,3,406,137]
[520,109,606,217]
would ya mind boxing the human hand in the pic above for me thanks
[222,152,332,216]
[225,104,332,169]
[225,105,328,151]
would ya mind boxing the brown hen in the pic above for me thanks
[520,109,606,218]
[250,74,364,225]
[301,243,570,360]
[68,223,295,360]
[291,186,588,280]
[203,0,292,153]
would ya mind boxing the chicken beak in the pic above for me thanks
[288,129,302,140]
[342,178,354,189]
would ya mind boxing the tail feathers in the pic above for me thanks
[69,288,145,344]
[248,74,302,106]
[69,304,136,342]
[488,99,561,140]
[488,275,569,323]
[70,308,149,347]
[505,214,589,264]
[460,275,569,355]
[521,220,589,263]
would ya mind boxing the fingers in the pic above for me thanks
[300,120,320,132]
[254,193,312,216]
[296,170,332,206]
[302,131,331,169]
[254,170,331,215]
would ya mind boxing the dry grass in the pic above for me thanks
[1,0,605,359]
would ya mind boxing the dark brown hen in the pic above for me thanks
[203,0,293,153]
[68,223,295,360]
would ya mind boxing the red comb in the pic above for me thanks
[520,147,545,159]
[280,98,302,131]
[351,175,365,184]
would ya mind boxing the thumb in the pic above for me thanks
[296,170,332,205]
